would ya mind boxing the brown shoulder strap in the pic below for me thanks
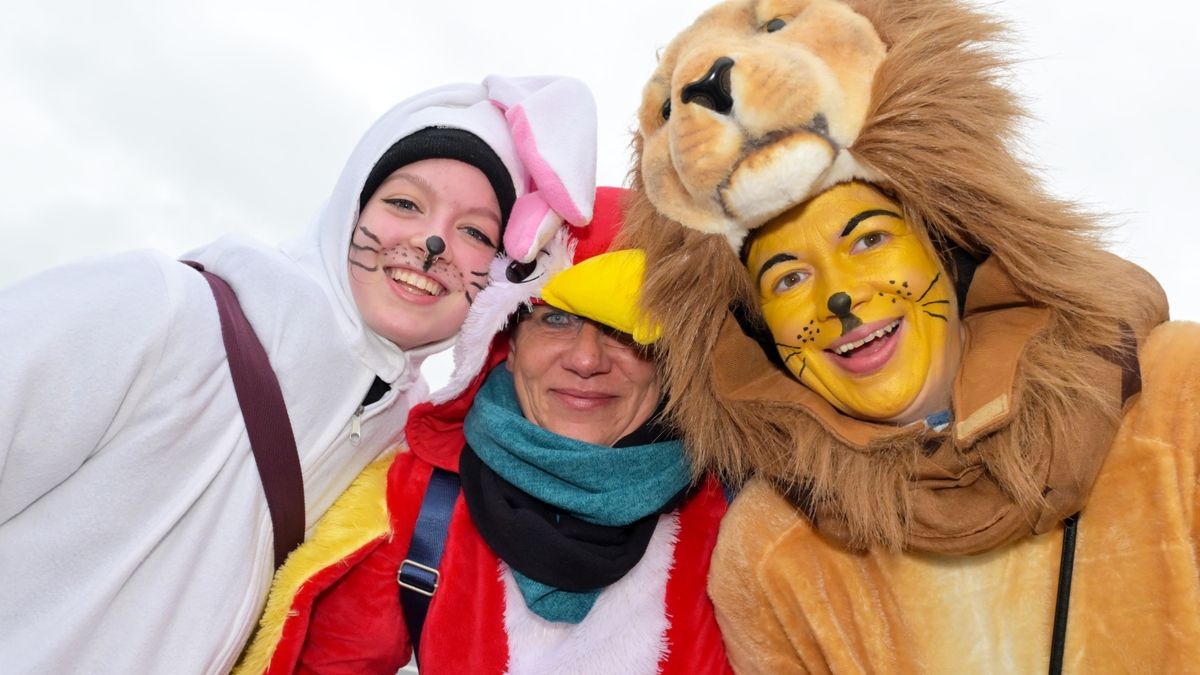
[183,261,305,569]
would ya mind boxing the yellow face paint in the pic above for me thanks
[745,182,962,423]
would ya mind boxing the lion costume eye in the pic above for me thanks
[661,98,672,121]
[765,17,787,32]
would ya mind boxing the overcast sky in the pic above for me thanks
[2,0,1196,384]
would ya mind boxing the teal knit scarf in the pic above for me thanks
[463,366,691,622]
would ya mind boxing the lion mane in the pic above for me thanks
[619,0,1165,549]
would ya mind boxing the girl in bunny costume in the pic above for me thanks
[235,188,731,675]
[0,75,596,674]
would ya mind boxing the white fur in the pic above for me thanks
[501,512,681,675]
[721,150,883,251]
[429,228,575,404]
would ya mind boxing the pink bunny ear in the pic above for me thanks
[505,192,562,265]
[485,75,597,262]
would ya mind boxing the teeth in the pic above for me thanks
[833,320,900,355]
[389,268,446,296]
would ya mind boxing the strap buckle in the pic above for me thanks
[398,559,440,598]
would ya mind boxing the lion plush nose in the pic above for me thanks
[682,56,735,115]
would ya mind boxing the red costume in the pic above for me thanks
[238,348,731,675]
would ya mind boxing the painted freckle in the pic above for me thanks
[889,280,895,285]
[902,281,909,288]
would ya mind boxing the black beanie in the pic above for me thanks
[357,127,517,230]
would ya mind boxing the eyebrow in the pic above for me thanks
[381,172,500,224]
[463,205,501,226]
[840,209,902,238]
[756,252,798,286]
[382,171,432,194]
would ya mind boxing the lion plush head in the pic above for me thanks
[620,0,1167,549]
[637,0,886,249]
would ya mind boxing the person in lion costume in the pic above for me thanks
[620,0,1200,671]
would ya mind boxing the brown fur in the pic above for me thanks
[620,0,1166,549]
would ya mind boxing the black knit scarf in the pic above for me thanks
[458,406,688,593]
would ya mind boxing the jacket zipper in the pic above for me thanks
[350,405,365,446]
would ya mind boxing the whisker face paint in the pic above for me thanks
[350,238,486,296]
[347,224,383,272]
[745,181,963,424]
[345,158,501,350]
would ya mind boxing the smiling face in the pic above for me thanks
[745,181,962,423]
[507,305,662,447]
[348,158,501,350]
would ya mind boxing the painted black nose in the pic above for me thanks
[827,292,853,317]
[422,235,446,271]
[681,57,735,115]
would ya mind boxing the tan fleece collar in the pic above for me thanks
[709,258,1141,554]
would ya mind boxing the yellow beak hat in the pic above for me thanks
[540,188,662,346]
[431,186,660,404]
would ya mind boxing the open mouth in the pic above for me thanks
[824,318,902,374]
[387,267,447,297]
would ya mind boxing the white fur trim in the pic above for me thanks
[720,150,882,252]
[811,150,884,204]
[501,512,681,675]
[428,228,575,404]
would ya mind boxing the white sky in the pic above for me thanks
[2,0,1197,385]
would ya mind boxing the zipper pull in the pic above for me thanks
[350,405,364,446]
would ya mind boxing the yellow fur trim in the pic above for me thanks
[234,452,396,674]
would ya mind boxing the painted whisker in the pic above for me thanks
[916,273,941,303]
[357,224,382,245]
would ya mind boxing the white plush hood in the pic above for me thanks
[281,76,598,383]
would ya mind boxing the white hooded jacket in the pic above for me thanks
[0,77,596,674]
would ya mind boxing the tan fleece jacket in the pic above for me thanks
[710,321,1200,674]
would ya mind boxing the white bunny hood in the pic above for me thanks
[280,76,597,383]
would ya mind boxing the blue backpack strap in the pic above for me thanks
[398,467,461,665]
[721,481,739,504]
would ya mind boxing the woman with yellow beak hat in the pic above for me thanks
[236,187,732,675]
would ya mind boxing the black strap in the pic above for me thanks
[1048,513,1081,675]
[398,467,461,665]
[1047,325,1142,671]
[183,261,305,569]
